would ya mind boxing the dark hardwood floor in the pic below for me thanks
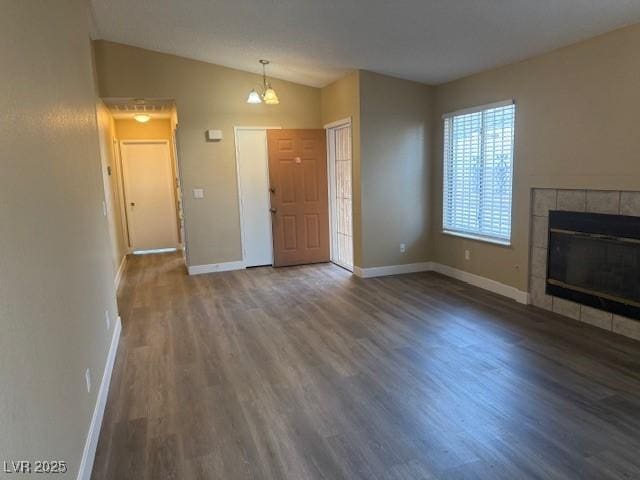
[91,252,640,480]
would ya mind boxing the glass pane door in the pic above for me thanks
[328,123,353,270]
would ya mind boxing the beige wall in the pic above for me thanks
[97,102,127,275]
[93,23,640,284]
[431,23,640,291]
[115,117,172,139]
[93,41,322,267]
[0,1,118,477]
[359,71,433,268]
[320,72,363,265]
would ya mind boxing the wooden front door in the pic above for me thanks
[267,129,329,267]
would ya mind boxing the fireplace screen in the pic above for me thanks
[546,211,640,320]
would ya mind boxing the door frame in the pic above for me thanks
[112,138,132,254]
[172,124,187,257]
[233,126,281,266]
[324,117,354,271]
[119,139,180,252]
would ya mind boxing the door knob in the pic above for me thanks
[269,207,277,214]
[130,202,136,207]
[269,187,276,194]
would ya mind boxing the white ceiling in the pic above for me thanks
[90,0,640,87]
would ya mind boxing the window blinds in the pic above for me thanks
[443,101,515,243]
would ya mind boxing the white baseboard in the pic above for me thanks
[114,255,127,291]
[77,316,122,480]
[187,260,246,275]
[189,258,528,303]
[353,261,529,304]
[430,262,529,304]
[353,262,432,278]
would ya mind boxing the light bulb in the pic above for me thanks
[262,86,279,105]
[246,89,263,104]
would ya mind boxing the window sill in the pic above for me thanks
[441,230,512,247]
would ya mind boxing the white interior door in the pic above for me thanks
[327,122,353,271]
[121,140,179,252]
[235,128,274,267]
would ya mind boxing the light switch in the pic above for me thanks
[193,188,204,199]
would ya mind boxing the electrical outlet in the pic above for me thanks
[400,243,406,253]
[465,249,471,261]
[85,368,91,393]
[192,188,204,199]
[104,310,110,331]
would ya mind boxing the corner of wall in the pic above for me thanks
[357,71,434,269]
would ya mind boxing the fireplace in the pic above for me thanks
[546,210,640,320]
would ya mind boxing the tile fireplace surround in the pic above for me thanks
[529,188,640,341]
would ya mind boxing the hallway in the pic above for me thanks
[92,253,640,479]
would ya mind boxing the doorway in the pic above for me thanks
[326,119,354,271]
[120,140,179,252]
[234,127,276,267]
[235,127,330,268]
[267,129,330,267]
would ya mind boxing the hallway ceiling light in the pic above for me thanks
[246,60,279,105]
[133,113,151,123]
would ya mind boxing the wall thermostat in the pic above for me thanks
[206,129,223,141]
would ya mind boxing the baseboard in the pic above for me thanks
[114,255,127,291]
[430,262,529,304]
[353,261,528,304]
[187,260,246,275]
[353,262,433,278]
[76,316,122,480]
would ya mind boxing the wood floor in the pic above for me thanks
[91,253,640,480]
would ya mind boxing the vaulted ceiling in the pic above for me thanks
[90,0,640,87]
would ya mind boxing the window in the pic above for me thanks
[443,100,515,244]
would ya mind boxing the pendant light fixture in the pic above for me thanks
[247,60,280,105]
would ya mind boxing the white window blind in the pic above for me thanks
[443,101,515,243]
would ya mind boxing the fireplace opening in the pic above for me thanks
[546,210,640,320]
